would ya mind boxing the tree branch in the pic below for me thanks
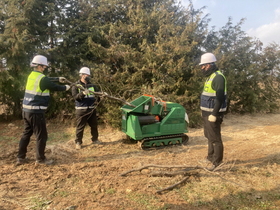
[120,164,202,176]
[156,176,191,194]
[120,163,248,193]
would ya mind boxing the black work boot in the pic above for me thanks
[16,158,26,166]
[92,139,102,145]
[35,159,54,165]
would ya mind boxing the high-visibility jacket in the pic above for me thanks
[75,85,96,109]
[200,71,227,112]
[22,71,50,113]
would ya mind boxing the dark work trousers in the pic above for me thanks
[18,111,48,161]
[75,108,98,144]
[203,114,224,166]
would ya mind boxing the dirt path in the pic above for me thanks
[0,114,280,209]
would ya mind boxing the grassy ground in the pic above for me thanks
[0,113,280,210]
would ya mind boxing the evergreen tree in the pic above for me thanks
[0,0,65,117]
[79,0,209,127]
[0,0,48,116]
[0,0,280,127]
[203,18,280,113]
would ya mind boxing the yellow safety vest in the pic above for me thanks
[75,85,96,109]
[22,71,50,112]
[200,71,227,112]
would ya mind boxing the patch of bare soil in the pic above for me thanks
[0,114,280,210]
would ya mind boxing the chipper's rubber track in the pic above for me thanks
[137,134,189,150]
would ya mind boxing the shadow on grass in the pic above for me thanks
[160,186,280,210]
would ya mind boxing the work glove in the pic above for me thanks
[59,77,66,83]
[82,89,90,95]
[65,85,70,91]
[208,114,217,122]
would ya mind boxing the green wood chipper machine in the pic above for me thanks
[121,94,189,149]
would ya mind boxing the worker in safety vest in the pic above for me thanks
[17,55,70,165]
[72,67,101,149]
[199,52,227,171]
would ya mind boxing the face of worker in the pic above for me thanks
[200,63,211,76]
[82,74,91,83]
[37,65,48,73]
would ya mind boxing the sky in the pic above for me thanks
[180,0,280,47]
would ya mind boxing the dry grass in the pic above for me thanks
[0,114,280,210]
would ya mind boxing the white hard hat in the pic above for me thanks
[199,53,217,65]
[79,67,91,75]
[31,55,48,67]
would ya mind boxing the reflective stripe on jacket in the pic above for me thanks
[200,71,227,112]
[22,71,50,112]
[75,86,96,109]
